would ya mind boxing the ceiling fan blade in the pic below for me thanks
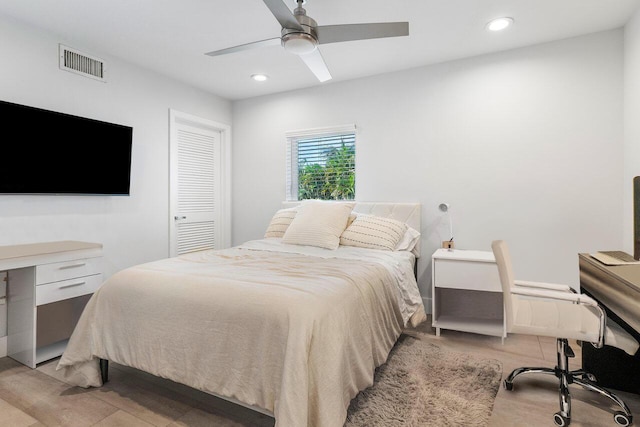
[262,0,303,30]
[205,37,281,57]
[299,49,332,82]
[317,22,409,45]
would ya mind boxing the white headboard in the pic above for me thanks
[282,202,422,257]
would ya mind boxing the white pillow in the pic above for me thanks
[282,201,355,250]
[395,226,421,252]
[340,214,407,251]
[264,208,297,238]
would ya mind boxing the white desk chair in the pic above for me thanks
[492,240,639,427]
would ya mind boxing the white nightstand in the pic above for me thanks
[431,248,506,342]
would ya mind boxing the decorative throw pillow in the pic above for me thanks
[340,214,408,251]
[347,212,357,228]
[282,201,355,250]
[264,208,297,238]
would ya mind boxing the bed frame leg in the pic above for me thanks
[99,358,109,384]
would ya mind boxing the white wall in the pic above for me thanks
[232,30,624,307]
[624,8,640,254]
[0,16,232,279]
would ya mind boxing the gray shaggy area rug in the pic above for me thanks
[344,334,502,427]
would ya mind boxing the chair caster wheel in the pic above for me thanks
[614,411,632,426]
[503,380,513,391]
[554,412,570,426]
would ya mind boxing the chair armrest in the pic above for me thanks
[511,287,598,306]
[514,280,574,293]
[512,287,606,347]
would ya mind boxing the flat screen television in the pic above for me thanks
[0,100,133,195]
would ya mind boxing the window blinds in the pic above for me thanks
[286,124,356,201]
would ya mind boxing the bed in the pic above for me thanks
[57,201,425,427]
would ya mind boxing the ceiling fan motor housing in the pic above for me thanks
[281,10,318,55]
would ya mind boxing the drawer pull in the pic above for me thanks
[58,281,86,289]
[59,263,87,270]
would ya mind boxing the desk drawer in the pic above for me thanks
[36,257,102,285]
[434,259,501,292]
[36,274,102,306]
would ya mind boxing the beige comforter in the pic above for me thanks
[57,240,424,427]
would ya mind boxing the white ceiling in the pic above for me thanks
[0,0,638,101]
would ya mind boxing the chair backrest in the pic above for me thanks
[491,240,515,332]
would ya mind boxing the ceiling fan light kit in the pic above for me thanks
[281,31,318,55]
[205,0,409,82]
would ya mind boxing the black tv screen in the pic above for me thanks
[0,100,132,195]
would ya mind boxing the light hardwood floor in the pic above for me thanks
[1,318,639,426]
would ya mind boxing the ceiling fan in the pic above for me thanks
[205,0,409,82]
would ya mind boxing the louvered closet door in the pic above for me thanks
[170,120,222,256]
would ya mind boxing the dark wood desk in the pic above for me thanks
[579,253,640,394]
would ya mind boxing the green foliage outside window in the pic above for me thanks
[298,142,355,200]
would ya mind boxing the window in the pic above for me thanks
[286,125,356,201]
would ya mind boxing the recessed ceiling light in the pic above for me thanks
[251,74,268,82]
[486,17,514,32]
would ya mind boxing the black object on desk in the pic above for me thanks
[579,253,640,394]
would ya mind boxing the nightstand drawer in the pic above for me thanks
[434,259,501,292]
[36,257,102,285]
[36,274,102,306]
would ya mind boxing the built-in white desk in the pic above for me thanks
[0,241,103,368]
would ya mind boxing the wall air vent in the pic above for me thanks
[58,44,106,82]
